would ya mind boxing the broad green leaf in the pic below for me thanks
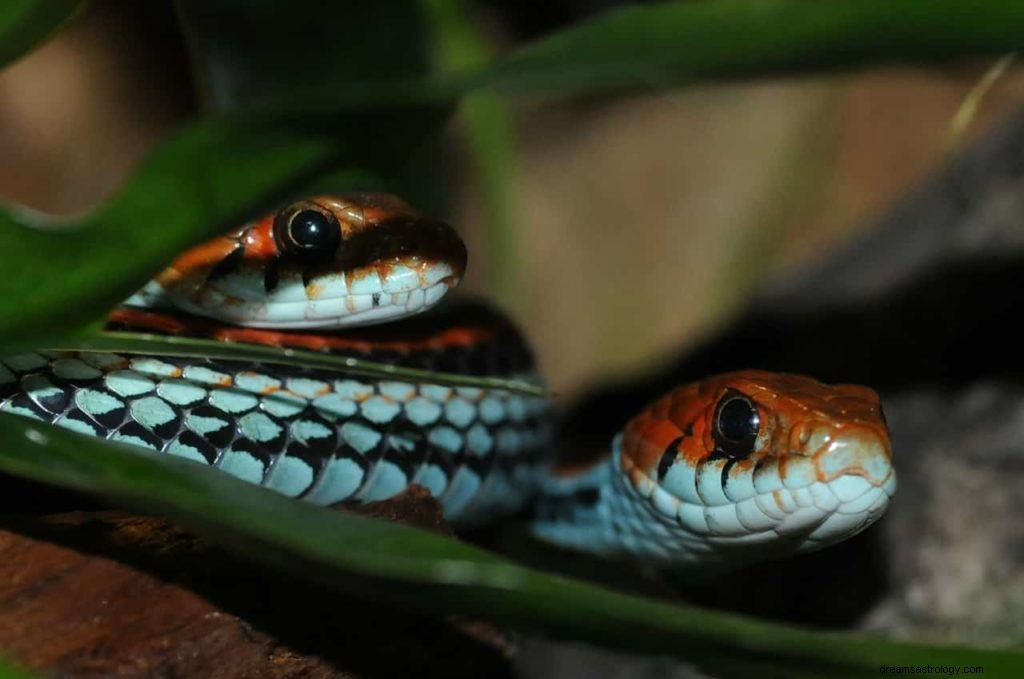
[0,414,1020,677]
[176,0,431,111]
[176,0,452,218]
[476,0,1024,97]
[0,119,343,349]
[207,1,1024,116]
[0,0,81,68]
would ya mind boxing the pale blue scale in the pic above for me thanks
[311,392,357,420]
[208,387,259,414]
[112,432,158,450]
[386,432,417,454]
[496,427,522,452]
[506,396,527,423]
[419,383,452,401]
[0,400,43,420]
[355,461,407,502]
[187,412,229,436]
[261,390,306,418]
[340,420,382,454]
[404,396,442,427]
[441,467,482,517]
[662,455,701,504]
[156,380,207,406]
[79,352,129,371]
[238,411,283,443]
[444,398,476,429]
[167,439,209,464]
[181,365,231,386]
[75,388,123,417]
[465,423,494,456]
[455,386,483,400]
[412,464,448,497]
[131,358,183,379]
[21,374,62,402]
[333,379,373,401]
[291,418,333,446]
[265,456,314,496]
[285,376,329,399]
[478,397,505,425]
[4,353,48,372]
[104,370,156,397]
[359,395,401,424]
[217,448,266,484]
[428,425,462,454]
[51,358,102,380]
[129,396,177,431]
[234,371,280,394]
[53,413,98,436]
[379,381,416,401]
[303,456,364,504]
[696,460,729,506]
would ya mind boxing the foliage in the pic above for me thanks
[2,1,1023,675]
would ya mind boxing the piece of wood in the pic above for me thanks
[0,509,511,678]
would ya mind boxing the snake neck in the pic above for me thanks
[531,435,681,563]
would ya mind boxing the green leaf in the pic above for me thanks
[0,119,344,350]
[0,414,1021,677]
[0,0,81,68]
[0,657,38,679]
[50,330,548,396]
[176,0,432,111]
[477,0,1024,97]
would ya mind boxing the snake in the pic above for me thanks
[0,193,896,567]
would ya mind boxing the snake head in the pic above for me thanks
[147,193,467,329]
[618,370,896,566]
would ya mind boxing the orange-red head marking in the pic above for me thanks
[145,193,467,329]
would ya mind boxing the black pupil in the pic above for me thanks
[714,394,759,459]
[718,398,757,442]
[290,210,330,249]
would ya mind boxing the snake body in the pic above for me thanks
[0,194,896,566]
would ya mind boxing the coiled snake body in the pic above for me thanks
[0,194,896,567]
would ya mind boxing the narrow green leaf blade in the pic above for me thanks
[49,331,547,396]
[479,0,1024,97]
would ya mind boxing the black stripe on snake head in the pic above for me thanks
[205,245,246,283]
[263,259,280,293]
[658,436,683,481]
[721,458,738,492]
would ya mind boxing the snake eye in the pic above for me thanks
[713,390,760,459]
[273,206,341,263]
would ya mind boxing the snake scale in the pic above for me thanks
[0,194,896,567]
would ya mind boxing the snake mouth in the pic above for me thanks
[154,259,461,329]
